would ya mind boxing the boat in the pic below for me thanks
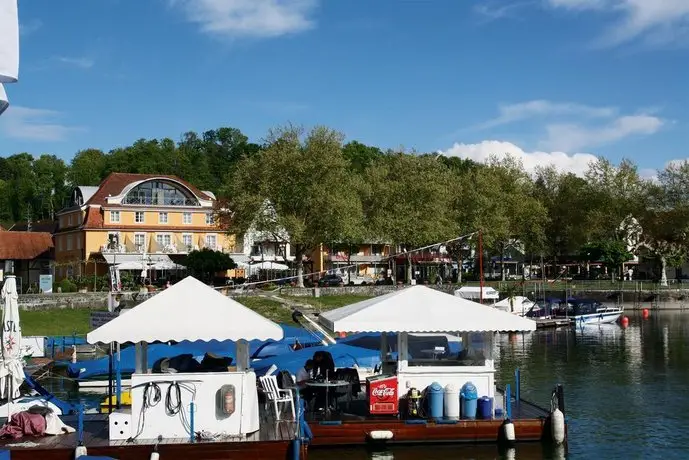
[565,299,623,325]
[494,296,535,316]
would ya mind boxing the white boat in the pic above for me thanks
[568,300,623,325]
[494,296,535,316]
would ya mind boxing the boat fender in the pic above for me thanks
[150,451,160,460]
[74,444,87,458]
[551,408,566,445]
[505,447,516,460]
[368,430,394,440]
[500,418,516,446]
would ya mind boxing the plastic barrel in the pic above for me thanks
[443,384,460,419]
[427,382,444,420]
[477,396,493,419]
[460,382,478,420]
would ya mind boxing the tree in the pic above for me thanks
[219,125,364,287]
[183,248,236,282]
[579,239,632,281]
[342,141,382,173]
[68,149,107,186]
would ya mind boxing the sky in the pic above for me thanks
[1,0,688,177]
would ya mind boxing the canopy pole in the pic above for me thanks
[397,332,408,372]
[135,342,148,374]
[479,230,484,304]
[236,340,250,371]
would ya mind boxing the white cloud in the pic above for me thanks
[476,100,616,129]
[19,19,43,36]
[474,1,535,22]
[438,140,598,176]
[0,106,84,141]
[55,56,94,69]
[546,0,689,46]
[542,114,664,151]
[169,0,318,39]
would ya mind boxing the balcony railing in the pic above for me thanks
[326,254,385,263]
[122,195,199,207]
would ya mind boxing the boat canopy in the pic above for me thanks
[87,276,284,344]
[319,285,536,334]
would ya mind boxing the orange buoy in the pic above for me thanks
[621,316,629,328]
[338,332,347,338]
[642,308,650,319]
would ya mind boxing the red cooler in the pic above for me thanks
[366,375,399,415]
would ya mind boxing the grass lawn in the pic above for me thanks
[20,309,102,336]
[286,294,372,312]
[235,297,295,324]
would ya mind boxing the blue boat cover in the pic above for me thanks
[68,324,323,379]
[252,343,381,376]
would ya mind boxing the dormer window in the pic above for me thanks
[122,180,200,206]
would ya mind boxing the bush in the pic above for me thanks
[55,278,78,293]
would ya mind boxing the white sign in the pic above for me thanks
[39,274,53,293]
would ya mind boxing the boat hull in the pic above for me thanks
[573,311,621,325]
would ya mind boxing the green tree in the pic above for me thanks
[342,141,382,173]
[579,239,632,281]
[68,149,107,186]
[219,125,364,287]
[183,248,236,282]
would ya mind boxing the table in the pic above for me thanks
[305,380,351,414]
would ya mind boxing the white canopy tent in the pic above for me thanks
[0,275,23,402]
[320,285,536,334]
[319,285,536,400]
[250,261,289,271]
[87,276,284,370]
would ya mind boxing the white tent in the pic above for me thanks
[87,276,284,344]
[319,285,536,333]
[250,261,289,271]
[0,275,23,400]
[0,0,19,83]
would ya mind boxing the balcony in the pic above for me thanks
[122,195,199,207]
[325,253,385,263]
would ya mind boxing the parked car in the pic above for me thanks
[345,274,376,285]
[318,274,344,287]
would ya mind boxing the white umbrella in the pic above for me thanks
[0,275,24,401]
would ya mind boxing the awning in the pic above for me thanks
[319,285,536,334]
[103,254,180,268]
[87,276,284,344]
[0,0,19,83]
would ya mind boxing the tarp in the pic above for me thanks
[0,0,19,83]
[320,285,537,333]
[0,276,23,399]
[87,276,283,344]
[252,343,381,377]
[70,324,321,379]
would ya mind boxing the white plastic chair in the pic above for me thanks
[259,375,295,421]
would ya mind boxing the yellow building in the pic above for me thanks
[54,173,241,281]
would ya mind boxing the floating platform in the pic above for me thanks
[535,319,572,329]
[0,412,303,460]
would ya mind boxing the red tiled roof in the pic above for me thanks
[83,206,104,229]
[0,232,53,260]
[86,173,212,206]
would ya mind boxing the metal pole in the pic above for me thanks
[479,231,484,304]
[107,343,114,414]
[514,368,520,406]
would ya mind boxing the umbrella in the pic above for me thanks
[0,275,23,401]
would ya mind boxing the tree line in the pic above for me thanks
[3,124,688,286]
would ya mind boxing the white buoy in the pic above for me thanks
[71,345,77,364]
[551,408,566,445]
[74,444,87,458]
[501,419,516,446]
[369,430,394,440]
[150,451,160,460]
[505,447,516,460]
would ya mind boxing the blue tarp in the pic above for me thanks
[339,332,462,356]
[67,324,323,379]
[252,343,381,376]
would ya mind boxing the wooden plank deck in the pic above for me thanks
[0,408,301,460]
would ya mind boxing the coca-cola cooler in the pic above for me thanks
[366,374,399,415]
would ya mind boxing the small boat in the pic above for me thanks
[564,299,623,325]
[494,296,535,316]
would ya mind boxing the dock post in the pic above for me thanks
[189,401,195,443]
[115,343,122,409]
[514,368,520,406]
[505,384,512,419]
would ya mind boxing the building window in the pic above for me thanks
[205,234,217,250]
[156,234,172,248]
[183,212,192,224]
[107,232,120,251]
[67,214,73,226]
[134,233,146,251]
[135,211,145,223]
[159,212,168,224]
[182,234,193,250]
[205,213,214,225]
[66,235,73,250]
[110,211,120,223]
[76,235,82,250]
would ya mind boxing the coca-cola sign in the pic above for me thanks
[370,383,397,401]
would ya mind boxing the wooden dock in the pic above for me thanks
[535,318,571,329]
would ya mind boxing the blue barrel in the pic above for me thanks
[477,396,493,419]
[460,382,478,419]
[427,382,444,419]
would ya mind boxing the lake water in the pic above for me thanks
[310,311,689,460]
[44,311,689,459]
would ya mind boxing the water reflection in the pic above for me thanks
[310,444,567,460]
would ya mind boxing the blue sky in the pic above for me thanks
[1,0,688,176]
